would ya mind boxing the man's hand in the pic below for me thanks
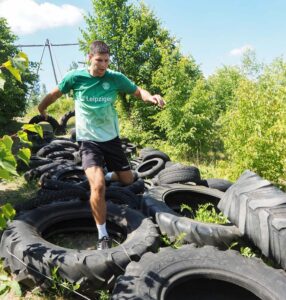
[38,87,62,120]
[39,110,48,120]
[134,87,166,108]
[149,94,165,108]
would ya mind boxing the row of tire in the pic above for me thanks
[1,117,286,299]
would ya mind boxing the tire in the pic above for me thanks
[200,178,233,192]
[50,139,79,151]
[29,115,60,133]
[59,110,75,129]
[0,201,160,297]
[142,150,170,163]
[38,165,86,186]
[111,245,286,300]
[141,184,241,247]
[105,186,140,209]
[126,179,145,195]
[14,188,88,212]
[70,127,76,141]
[24,160,74,182]
[135,158,165,179]
[40,178,88,194]
[46,150,75,160]
[157,164,201,185]
[36,143,66,158]
[218,170,286,268]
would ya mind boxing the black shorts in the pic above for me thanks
[79,137,131,172]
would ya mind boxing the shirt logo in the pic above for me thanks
[102,82,110,90]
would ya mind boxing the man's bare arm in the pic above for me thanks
[133,87,165,108]
[38,87,63,118]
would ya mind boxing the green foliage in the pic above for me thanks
[208,65,244,113]
[0,18,38,124]
[0,274,22,298]
[154,78,218,160]
[49,266,80,297]
[181,202,229,224]
[98,290,111,300]
[0,124,42,230]
[160,233,186,249]
[240,246,256,258]
[0,135,18,179]
[0,203,15,230]
[220,58,286,182]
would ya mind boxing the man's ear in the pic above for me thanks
[88,53,93,61]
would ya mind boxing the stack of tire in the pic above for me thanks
[1,123,286,299]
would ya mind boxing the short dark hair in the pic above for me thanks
[89,40,110,55]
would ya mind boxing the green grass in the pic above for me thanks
[180,202,229,225]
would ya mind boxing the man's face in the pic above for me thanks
[88,52,110,77]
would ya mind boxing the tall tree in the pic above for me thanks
[0,18,38,125]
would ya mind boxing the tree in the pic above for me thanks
[0,18,38,125]
[80,0,201,146]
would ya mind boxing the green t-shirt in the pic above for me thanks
[58,68,137,142]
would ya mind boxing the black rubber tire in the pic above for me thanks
[0,201,160,297]
[28,115,60,133]
[36,143,66,158]
[125,143,137,154]
[14,188,88,212]
[141,184,241,247]
[59,110,75,129]
[135,158,165,179]
[24,160,74,182]
[17,156,53,171]
[50,139,79,151]
[40,178,88,193]
[50,165,86,183]
[218,170,286,269]
[38,165,85,186]
[111,245,286,300]
[142,150,170,163]
[70,127,76,141]
[105,186,140,209]
[46,150,75,160]
[126,178,145,195]
[157,164,201,185]
[200,178,233,192]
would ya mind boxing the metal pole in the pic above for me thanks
[46,39,58,85]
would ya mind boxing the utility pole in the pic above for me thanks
[16,40,80,86]
[46,39,58,85]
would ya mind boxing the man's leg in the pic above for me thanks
[113,170,134,185]
[85,166,111,249]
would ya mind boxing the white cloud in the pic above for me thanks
[229,44,254,56]
[0,0,84,34]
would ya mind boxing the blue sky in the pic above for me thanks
[1,0,286,91]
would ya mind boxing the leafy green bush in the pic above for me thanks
[220,58,286,183]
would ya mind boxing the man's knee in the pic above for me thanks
[90,180,105,194]
[117,170,134,185]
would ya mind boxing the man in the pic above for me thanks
[38,40,165,250]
